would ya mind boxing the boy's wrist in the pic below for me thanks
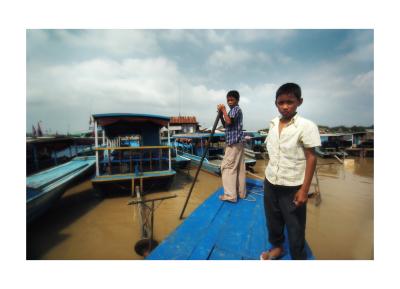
[297,188,308,196]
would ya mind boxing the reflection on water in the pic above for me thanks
[27,157,373,260]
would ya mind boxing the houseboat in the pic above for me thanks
[243,131,267,159]
[316,133,351,158]
[172,133,256,176]
[91,113,176,195]
[345,130,374,157]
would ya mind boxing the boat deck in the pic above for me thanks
[92,170,176,183]
[147,178,314,260]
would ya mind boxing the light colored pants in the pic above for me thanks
[221,143,246,199]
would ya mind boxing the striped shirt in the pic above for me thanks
[225,105,244,145]
[265,114,321,186]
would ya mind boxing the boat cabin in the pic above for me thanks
[91,113,176,194]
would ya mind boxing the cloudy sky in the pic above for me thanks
[26,29,373,133]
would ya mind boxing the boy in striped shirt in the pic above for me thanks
[217,90,246,202]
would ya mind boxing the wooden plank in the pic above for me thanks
[189,200,234,259]
[246,196,268,259]
[212,192,258,259]
[147,188,225,260]
[147,179,315,260]
[208,246,243,260]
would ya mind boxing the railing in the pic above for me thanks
[94,146,172,176]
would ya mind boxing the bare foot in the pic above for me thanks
[260,246,284,260]
[219,194,237,202]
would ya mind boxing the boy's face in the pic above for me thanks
[227,96,238,108]
[275,93,303,119]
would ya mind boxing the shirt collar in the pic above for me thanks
[270,113,300,127]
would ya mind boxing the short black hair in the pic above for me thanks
[227,90,240,101]
[276,83,301,100]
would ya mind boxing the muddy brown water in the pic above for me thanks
[27,157,373,260]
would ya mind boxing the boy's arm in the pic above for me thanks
[219,112,226,128]
[294,147,317,207]
[217,104,232,125]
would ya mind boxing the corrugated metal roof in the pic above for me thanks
[92,113,170,121]
[170,116,198,124]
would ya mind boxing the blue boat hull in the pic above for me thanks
[27,156,96,223]
[147,178,314,260]
[180,152,221,175]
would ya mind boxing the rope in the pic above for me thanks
[246,170,264,180]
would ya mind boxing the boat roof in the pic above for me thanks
[320,133,353,137]
[172,133,225,139]
[92,113,170,127]
[243,131,265,138]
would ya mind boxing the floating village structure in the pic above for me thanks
[90,113,176,194]
[243,131,267,159]
[316,130,374,158]
[168,116,199,135]
[171,133,256,175]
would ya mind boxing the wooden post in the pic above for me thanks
[32,145,39,171]
[140,151,143,174]
[149,150,153,171]
[119,149,122,173]
[159,149,162,170]
[168,123,171,171]
[130,149,133,173]
[108,149,111,175]
[95,120,99,176]
[53,149,58,165]
[131,177,135,197]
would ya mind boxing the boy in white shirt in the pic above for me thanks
[261,83,321,260]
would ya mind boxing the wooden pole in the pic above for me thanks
[168,123,171,171]
[179,111,221,219]
[95,120,99,176]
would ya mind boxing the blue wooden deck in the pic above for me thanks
[147,178,314,260]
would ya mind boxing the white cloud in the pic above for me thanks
[353,70,374,89]
[206,29,296,45]
[54,30,161,56]
[27,57,182,114]
[26,30,374,132]
[208,45,251,67]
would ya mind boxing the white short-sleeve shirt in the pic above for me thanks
[265,114,321,186]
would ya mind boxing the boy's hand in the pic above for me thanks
[293,189,308,207]
[217,104,226,112]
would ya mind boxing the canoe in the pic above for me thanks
[26,156,96,223]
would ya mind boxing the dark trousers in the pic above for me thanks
[263,178,307,260]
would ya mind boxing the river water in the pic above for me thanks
[27,157,373,260]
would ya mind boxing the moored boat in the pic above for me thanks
[172,133,256,176]
[90,113,176,195]
[243,131,267,159]
[26,156,96,223]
